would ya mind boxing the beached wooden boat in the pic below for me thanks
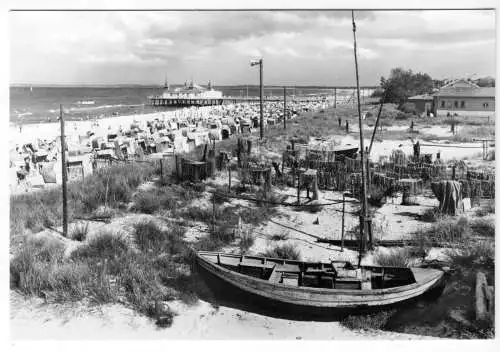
[196,251,445,309]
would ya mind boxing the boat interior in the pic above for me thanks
[200,252,417,290]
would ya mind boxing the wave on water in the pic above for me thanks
[49,103,144,113]
[16,112,33,118]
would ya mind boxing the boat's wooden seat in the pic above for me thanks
[281,272,299,286]
[336,268,362,279]
[239,262,274,270]
[305,268,337,277]
[267,265,281,283]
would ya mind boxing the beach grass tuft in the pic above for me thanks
[373,248,412,267]
[70,222,89,242]
[341,309,396,331]
[262,243,300,260]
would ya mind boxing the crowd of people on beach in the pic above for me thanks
[10,97,338,194]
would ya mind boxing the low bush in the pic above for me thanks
[180,205,215,223]
[419,207,443,223]
[262,243,300,260]
[271,231,289,241]
[133,192,162,214]
[399,102,417,115]
[395,111,413,120]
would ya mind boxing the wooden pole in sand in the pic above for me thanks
[228,167,232,193]
[59,104,68,237]
[368,88,390,156]
[341,193,346,252]
[212,192,216,234]
[296,173,300,205]
[352,11,369,255]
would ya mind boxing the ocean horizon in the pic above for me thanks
[10,85,359,125]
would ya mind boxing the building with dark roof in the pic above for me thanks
[408,79,495,117]
[407,94,435,117]
[434,79,495,116]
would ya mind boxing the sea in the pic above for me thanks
[10,85,342,125]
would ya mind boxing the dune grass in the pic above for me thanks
[11,162,156,239]
[70,222,89,242]
[373,248,412,267]
[341,309,396,331]
[11,222,198,325]
[262,243,301,260]
[270,231,289,241]
[469,218,495,238]
[424,216,470,244]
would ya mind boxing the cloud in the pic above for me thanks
[9,10,495,85]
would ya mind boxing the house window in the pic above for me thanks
[440,100,445,108]
[454,101,459,108]
[483,102,489,109]
[460,101,466,109]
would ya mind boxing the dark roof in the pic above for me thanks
[435,87,495,98]
[408,94,434,101]
[434,80,495,98]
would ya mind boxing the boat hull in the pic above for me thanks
[196,252,445,311]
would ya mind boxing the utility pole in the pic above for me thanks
[259,60,264,139]
[250,58,264,139]
[59,104,68,237]
[283,86,287,130]
[352,11,370,255]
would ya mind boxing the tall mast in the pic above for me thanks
[352,10,370,260]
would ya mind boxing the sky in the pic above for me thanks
[9,10,496,86]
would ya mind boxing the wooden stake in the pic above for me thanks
[296,173,300,205]
[160,158,163,184]
[368,87,390,155]
[259,60,264,139]
[228,167,232,192]
[59,104,68,237]
[212,192,216,234]
[341,193,345,252]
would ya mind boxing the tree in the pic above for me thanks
[474,76,495,87]
[379,68,434,106]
